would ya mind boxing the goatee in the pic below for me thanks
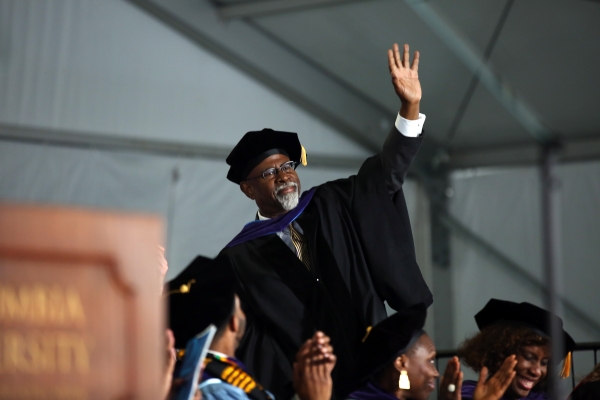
[274,181,299,211]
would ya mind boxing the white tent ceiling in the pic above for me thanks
[128,0,600,169]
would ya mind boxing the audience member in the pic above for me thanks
[347,304,516,400]
[457,299,575,400]
[168,257,335,400]
[568,363,600,400]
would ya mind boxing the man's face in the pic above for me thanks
[240,154,302,218]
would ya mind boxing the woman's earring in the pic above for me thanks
[399,370,410,389]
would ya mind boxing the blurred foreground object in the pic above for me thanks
[0,204,164,399]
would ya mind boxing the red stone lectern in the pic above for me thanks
[0,204,165,399]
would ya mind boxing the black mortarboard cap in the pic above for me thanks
[475,299,576,360]
[167,255,238,348]
[226,128,304,184]
[352,303,428,387]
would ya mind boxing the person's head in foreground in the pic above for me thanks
[226,128,307,218]
[168,256,244,358]
[167,257,243,400]
[568,362,600,400]
[168,256,336,400]
[457,299,575,400]
[348,304,439,400]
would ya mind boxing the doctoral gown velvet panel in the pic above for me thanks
[213,130,433,399]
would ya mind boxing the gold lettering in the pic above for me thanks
[47,285,66,324]
[0,285,29,322]
[3,331,33,373]
[56,332,72,373]
[0,285,86,327]
[0,331,90,375]
[30,285,46,323]
[65,288,86,325]
[28,333,56,373]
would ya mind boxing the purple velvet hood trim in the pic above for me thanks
[225,188,316,248]
[348,382,398,400]
[461,380,549,400]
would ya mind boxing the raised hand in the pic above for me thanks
[388,43,421,120]
[439,357,463,400]
[293,331,337,400]
[473,355,517,400]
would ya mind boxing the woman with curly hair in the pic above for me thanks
[457,299,575,400]
[568,363,600,400]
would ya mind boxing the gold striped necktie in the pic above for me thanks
[289,223,311,271]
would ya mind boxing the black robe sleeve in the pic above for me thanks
[314,127,432,316]
[380,126,423,195]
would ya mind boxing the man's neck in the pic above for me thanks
[209,338,236,358]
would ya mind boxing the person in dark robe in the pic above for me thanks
[167,257,336,400]
[568,363,600,400]
[208,42,433,399]
[457,299,576,400]
[347,304,517,400]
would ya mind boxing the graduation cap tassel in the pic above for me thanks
[165,279,196,296]
[300,145,308,166]
[361,326,372,342]
[560,351,572,379]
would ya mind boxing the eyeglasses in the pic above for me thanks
[247,160,299,180]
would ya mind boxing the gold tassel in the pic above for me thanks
[560,352,572,379]
[300,145,308,166]
[164,279,196,296]
[361,326,372,342]
[399,370,410,389]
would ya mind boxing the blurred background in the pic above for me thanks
[0,0,598,373]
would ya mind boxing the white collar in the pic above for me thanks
[257,210,270,220]
[207,350,229,359]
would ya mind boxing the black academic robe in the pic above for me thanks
[213,129,433,399]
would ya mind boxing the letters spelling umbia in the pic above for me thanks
[0,284,86,326]
[0,284,90,375]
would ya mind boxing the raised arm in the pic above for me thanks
[381,43,424,195]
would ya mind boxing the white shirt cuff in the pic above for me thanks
[394,113,426,137]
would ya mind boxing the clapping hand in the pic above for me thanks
[293,331,337,400]
[473,355,517,400]
[439,357,463,400]
[439,355,516,400]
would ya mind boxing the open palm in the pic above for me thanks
[473,356,517,400]
[388,43,421,105]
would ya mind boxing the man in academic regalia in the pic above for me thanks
[199,43,432,399]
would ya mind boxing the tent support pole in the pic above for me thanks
[541,143,565,400]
